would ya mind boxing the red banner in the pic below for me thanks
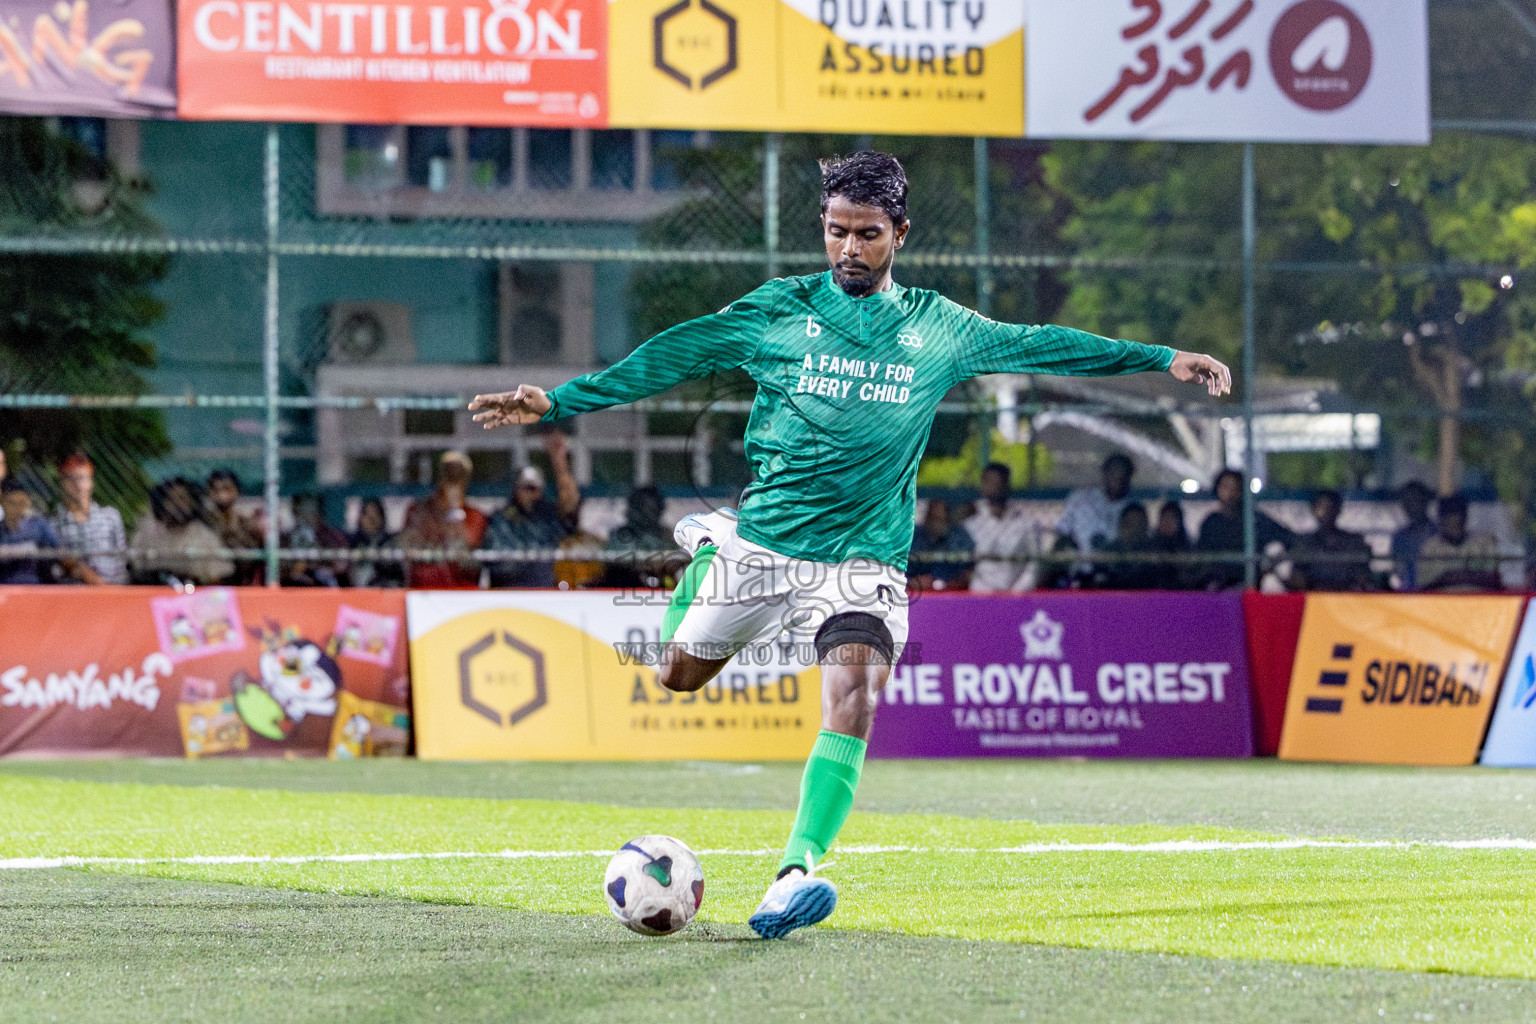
[177,0,607,125]
[1242,591,1306,757]
[0,587,409,759]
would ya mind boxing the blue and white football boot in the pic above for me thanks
[747,855,837,939]
[672,506,738,556]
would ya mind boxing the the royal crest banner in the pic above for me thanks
[0,587,410,759]
[867,592,1255,758]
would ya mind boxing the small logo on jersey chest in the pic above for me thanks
[897,331,923,350]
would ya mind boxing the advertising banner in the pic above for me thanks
[1025,0,1429,144]
[408,591,823,760]
[866,593,1254,759]
[0,0,176,117]
[1278,595,1521,765]
[0,587,410,759]
[177,0,607,125]
[606,0,1024,135]
[1243,591,1305,756]
[1479,600,1536,768]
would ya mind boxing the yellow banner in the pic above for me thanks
[1278,595,1521,766]
[607,0,1023,135]
[408,592,822,760]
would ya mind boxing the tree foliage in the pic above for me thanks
[0,117,172,514]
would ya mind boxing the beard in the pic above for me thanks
[831,250,893,297]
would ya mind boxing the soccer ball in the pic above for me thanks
[603,834,704,936]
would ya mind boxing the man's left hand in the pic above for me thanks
[1169,352,1232,397]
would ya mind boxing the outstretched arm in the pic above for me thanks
[953,306,1230,396]
[471,288,773,429]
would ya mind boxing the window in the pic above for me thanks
[527,129,574,190]
[467,128,512,191]
[343,125,400,190]
[405,127,453,192]
[590,130,635,191]
[319,127,705,221]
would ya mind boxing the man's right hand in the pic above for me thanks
[469,385,553,428]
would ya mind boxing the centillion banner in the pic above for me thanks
[408,591,822,760]
[178,0,608,124]
[1278,595,1521,765]
[606,0,1024,135]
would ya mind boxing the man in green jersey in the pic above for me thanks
[470,152,1231,939]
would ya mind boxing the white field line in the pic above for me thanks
[5,838,1536,872]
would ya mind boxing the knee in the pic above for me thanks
[658,652,709,693]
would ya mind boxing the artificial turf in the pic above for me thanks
[3,760,1536,1022]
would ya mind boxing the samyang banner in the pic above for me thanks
[607,0,1024,135]
[0,587,411,759]
[409,590,822,760]
[867,592,1254,758]
[1279,594,1521,766]
[1025,0,1429,144]
[0,0,177,117]
[177,0,607,125]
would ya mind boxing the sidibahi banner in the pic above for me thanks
[868,592,1254,758]
[0,587,410,759]
[0,0,177,118]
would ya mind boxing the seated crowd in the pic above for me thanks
[0,441,1512,593]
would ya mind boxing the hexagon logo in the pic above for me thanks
[653,0,738,91]
[458,630,547,728]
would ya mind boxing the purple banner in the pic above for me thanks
[871,593,1254,759]
[0,0,175,118]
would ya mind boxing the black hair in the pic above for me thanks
[1103,453,1135,476]
[1213,468,1243,492]
[149,476,202,526]
[1119,501,1148,522]
[981,461,1011,480]
[1314,489,1343,509]
[819,151,909,227]
[207,468,241,490]
[0,478,26,496]
[1158,500,1185,525]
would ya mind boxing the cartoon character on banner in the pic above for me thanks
[231,620,342,741]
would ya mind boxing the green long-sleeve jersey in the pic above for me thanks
[543,271,1175,570]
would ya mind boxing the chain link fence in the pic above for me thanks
[4,10,1536,590]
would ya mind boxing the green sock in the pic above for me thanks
[660,544,717,645]
[778,730,867,875]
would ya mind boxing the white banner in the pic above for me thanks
[1025,0,1428,143]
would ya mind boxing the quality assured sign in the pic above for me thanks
[867,593,1254,759]
[1025,0,1428,143]
[178,0,608,124]
[607,0,1024,135]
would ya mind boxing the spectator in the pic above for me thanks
[398,451,489,589]
[965,463,1039,593]
[205,469,264,585]
[1418,493,1502,592]
[601,484,683,589]
[1057,453,1136,553]
[283,492,350,587]
[0,479,66,584]
[554,509,608,589]
[1090,502,1156,589]
[1195,469,1292,590]
[1149,500,1193,589]
[348,498,404,588]
[130,478,234,586]
[50,454,126,584]
[1390,481,1437,591]
[1289,490,1373,592]
[909,498,974,592]
[483,433,581,588]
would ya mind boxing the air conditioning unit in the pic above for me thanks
[326,301,416,364]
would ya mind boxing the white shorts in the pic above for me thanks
[670,527,909,663]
